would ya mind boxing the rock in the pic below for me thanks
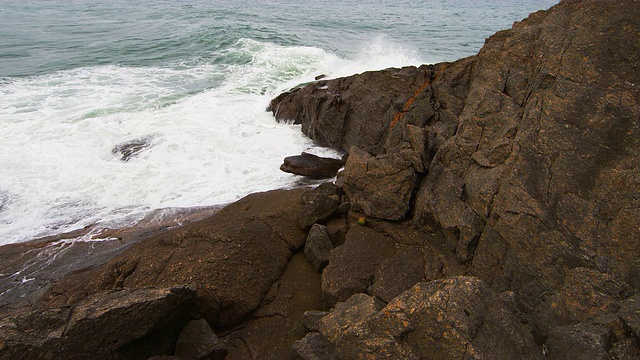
[0,286,195,360]
[370,245,425,303]
[609,338,640,360]
[319,276,543,360]
[533,267,634,335]
[291,332,340,360]
[268,66,432,155]
[544,323,613,360]
[319,293,384,345]
[112,136,154,161]
[174,319,227,360]
[337,146,417,221]
[304,224,333,272]
[222,253,325,359]
[321,225,396,305]
[619,294,640,339]
[302,311,328,332]
[297,183,341,231]
[40,189,306,329]
[280,152,344,179]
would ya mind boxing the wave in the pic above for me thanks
[0,37,423,245]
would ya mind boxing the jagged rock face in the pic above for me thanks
[319,277,544,360]
[269,0,640,315]
[268,66,433,155]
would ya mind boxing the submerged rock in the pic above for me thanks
[112,136,154,162]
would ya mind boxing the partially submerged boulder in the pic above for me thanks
[281,152,344,179]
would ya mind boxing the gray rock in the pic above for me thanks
[174,319,227,360]
[298,183,341,231]
[304,224,333,272]
[371,245,425,303]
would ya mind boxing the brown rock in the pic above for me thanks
[280,152,344,179]
[321,225,396,305]
[304,224,333,272]
[319,277,543,360]
[174,319,227,360]
[337,146,417,221]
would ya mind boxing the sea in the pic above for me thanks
[0,0,558,246]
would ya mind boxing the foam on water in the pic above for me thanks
[0,38,423,245]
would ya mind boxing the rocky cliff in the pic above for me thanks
[1,0,639,359]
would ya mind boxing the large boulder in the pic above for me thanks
[39,189,307,328]
[319,277,543,360]
[0,286,195,360]
[280,152,344,179]
[337,146,417,221]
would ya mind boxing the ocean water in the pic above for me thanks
[0,0,558,245]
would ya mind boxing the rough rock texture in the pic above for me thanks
[268,66,432,155]
[304,224,333,272]
[544,323,613,360]
[174,319,227,360]
[291,332,340,360]
[2,1,640,359]
[0,286,195,360]
[280,152,344,179]
[336,146,418,221]
[39,189,306,327]
[223,253,325,359]
[269,0,640,345]
[297,183,341,231]
[319,277,543,360]
[112,136,154,162]
[321,225,396,305]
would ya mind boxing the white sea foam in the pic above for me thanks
[0,38,422,245]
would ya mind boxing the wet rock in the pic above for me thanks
[112,136,154,162]
[281,152,344,179]
[304,224,333,272]
[41,189,307,329]
[337,146,417,221]
[268,66,432,155]
[174,319,227,360]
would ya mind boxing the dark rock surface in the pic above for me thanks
[297,183,341,231]
[0,286,195,360]
[336,146,417,221]
[174,319,227,360]
[291,332,340,360]
[319,277,543,360]
[281,152,344,179]
[112,136,154,162]
[1,1,639,359]
[304,224,333,272]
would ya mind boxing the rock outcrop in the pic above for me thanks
[1,0,639,359]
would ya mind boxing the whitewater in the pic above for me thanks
[0,0,557,245]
